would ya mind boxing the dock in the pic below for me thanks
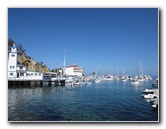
[8,79,66,86]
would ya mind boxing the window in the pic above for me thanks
[26,73,30,76]
[35,73,37,76]
[31,73,34,75]
[10,73,13,76]
[10,66,15,69]
[11,54,15,57]
[20,66,23,69]
[20,73,24,76]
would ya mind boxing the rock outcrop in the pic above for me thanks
[17,51,50,72]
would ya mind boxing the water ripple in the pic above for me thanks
[8,80,158,121]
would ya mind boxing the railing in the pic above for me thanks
[8,76,43,81]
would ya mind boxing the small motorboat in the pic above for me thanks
[152,77,158,86]
[141,93,157,99]
[73,80,81,85]
[131,80,139,85]
[142,89,157,94]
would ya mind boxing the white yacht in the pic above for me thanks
[142,93,157,99]
[142,89,158,94]
[93,77,102,83]
[138,77,145,82]
[152,77,158,86]
[131,80,139,85]
[103,75,113,81]
[73,80,81,85]
[121,77,127,82]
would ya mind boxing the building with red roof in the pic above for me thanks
[63,64,84,77]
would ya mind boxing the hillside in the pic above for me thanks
[18,52,50,72]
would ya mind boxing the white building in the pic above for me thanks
[8,43,18,78]
[8,43,43,80]
[63,64,84,77]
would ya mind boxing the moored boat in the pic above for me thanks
[103,75,113,81]
[131,80,139,85]
[93,76,102,83]
[152,79,158,86]
[94,78,102,83]
[152,76,158,86]
[142,89,158,94]
[73,80,81,85]
[141,93,157,99]
[152,103,158,110]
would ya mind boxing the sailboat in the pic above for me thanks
[138,61,145,82]
[93,76,102,83]
[103,64,113,81]
[121,68,127,82]
[131,63,140,86]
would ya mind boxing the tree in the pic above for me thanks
[8,39,26,54]
[40,62,43,65]
[22,60,31,67]
[8,38,15,51]
[17,43,25,53]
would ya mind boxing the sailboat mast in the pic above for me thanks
[140,61,142,77]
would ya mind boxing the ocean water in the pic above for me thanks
[8,79,158,122]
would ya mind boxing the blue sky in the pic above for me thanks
[8,8,158,76]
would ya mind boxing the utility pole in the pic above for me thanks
[64,49,66,68]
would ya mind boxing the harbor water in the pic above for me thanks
[8,79,158,121]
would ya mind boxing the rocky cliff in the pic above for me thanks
[18,52,50,72]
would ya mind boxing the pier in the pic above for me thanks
[8,79,66,86]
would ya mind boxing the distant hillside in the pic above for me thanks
[8,39,50,72]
